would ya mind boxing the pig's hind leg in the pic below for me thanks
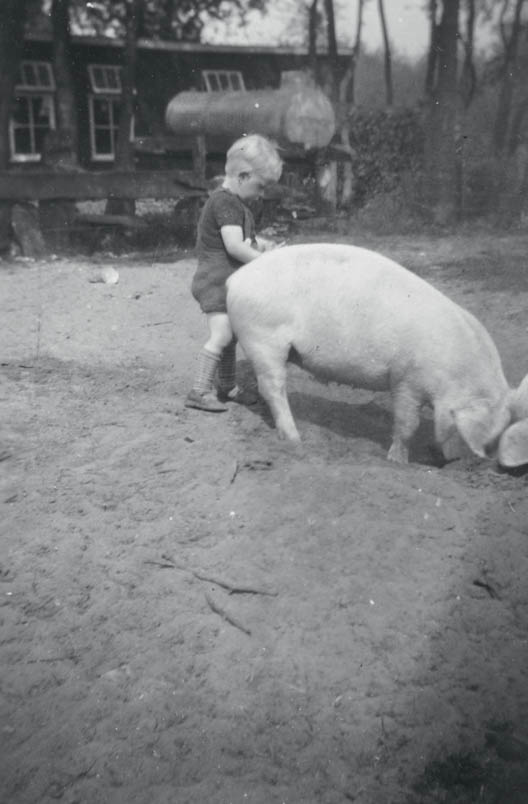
[240,334,301,442]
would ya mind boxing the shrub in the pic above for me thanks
[346,106,425,207]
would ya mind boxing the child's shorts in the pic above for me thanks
[191,273,228,314]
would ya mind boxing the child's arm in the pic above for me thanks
[221,225,261,264]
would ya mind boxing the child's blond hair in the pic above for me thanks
[225,134,282,183]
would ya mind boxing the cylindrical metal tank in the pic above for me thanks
[165,86,336,150]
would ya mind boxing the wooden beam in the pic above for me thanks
[134,135,351,163]
[75,213,148,228]
[0,170,206,201]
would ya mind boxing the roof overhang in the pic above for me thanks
[24,31,347,57]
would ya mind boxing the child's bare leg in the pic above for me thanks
[204,312,234,355]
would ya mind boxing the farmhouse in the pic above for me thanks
[12,30,340,169]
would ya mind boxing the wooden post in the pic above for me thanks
[188,133,207,234]
[315,156,338,215]
[12,204,47,258]
[39,130,77,251]
[192,134,207,183]
[0,0,28,253]
[106,0,140,218]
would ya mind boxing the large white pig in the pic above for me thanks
[226,243,528,466]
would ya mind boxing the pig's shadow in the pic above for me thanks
[237,359,442,466]
[245,391,441,467]
[289,391,440,466]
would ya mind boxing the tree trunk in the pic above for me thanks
[338,0,364,206]
[308,0,318,81]
[315,0,339,212]
[0,0,28,253]
[338,0,364,108]
[425,0,439,99]
[424,0,461,224]
[115,0,138,172]
[40,0,80,252]
[50,0,78,160]
[508,93,528,155]
[106,0,140,217]
[493,0,526,155]
[323,0,339,105]
[377,0,393,107]
[460,0,476,107]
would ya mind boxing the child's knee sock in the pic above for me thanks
[192,348,220,394]
[217,341,237,392]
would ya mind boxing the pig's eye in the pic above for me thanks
[484,435,500,458]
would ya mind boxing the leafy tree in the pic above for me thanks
[70,0,265,41]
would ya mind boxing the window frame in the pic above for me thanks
[201,70,246,93]
[87,63,123,95]
[88,94,135,163]
[9,61,56,163]
[87,63,136,162]
[16,60,56,91]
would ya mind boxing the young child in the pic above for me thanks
[185,134,283,412]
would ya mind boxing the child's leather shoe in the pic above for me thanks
[185,389,228,412]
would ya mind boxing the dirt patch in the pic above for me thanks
[1,231,528,804]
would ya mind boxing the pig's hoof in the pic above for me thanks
[440,432,465,461]
[277,438,305,458]
[276,427,302,442]
[387,443,409,463]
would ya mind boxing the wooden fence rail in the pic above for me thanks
[0,170,206,201]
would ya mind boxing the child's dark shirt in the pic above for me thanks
[191,188,256,313]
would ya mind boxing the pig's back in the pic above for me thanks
[228,244,445,319]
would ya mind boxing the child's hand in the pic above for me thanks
[256,237,286,253]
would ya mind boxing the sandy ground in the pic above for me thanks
[1,229,528,804]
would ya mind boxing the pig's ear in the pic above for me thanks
[497,419,528,467]
[511,374,528,419]
[452,403,495,457]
